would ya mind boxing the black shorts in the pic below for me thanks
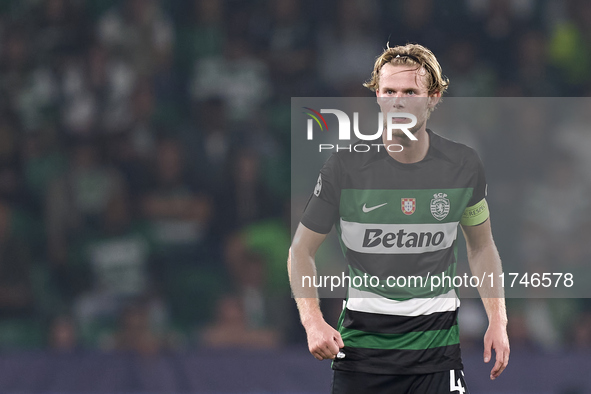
[331,369,469,394]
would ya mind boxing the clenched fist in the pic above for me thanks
[305,319,345,361]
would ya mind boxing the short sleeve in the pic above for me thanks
[461,151,489,226]
[300,154,341,234]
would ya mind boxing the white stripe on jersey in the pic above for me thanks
[340,219,458,255]
[346,288,460,316]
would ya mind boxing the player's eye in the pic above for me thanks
[406,90,416,96]
[386,89,394,95]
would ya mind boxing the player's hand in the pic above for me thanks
[483,321,510,380]
[305,319,344,361]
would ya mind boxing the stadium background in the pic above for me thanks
[0,0,589,392]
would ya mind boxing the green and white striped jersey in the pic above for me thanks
[301,129,489,375]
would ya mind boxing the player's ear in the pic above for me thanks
[428,92,441,109]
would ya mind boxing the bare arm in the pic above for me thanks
[461,218,510,380]
[288,223,344,360]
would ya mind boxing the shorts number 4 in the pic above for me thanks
[449,370,466,393]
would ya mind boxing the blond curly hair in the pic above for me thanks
[364,43,449,95]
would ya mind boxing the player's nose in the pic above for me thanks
[392,95,406,108]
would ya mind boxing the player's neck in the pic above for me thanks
[383,128,430,164]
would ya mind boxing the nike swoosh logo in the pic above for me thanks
[362,203,388,213]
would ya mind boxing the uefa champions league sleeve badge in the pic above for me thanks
[314,174,322,197]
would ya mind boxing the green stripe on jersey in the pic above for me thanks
[340,188,473,225]
[341,324,460,350]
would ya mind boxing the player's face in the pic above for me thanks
[376,63,440,138]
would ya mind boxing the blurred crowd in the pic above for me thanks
[0,0,589,355]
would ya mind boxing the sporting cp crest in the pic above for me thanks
[401,198,416,215]
[430,193,450,221]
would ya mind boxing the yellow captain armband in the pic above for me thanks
[460,198,489,226]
